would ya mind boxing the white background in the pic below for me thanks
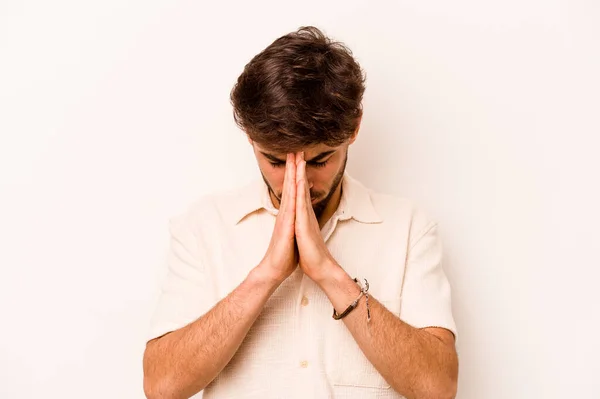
[1,1,599,398]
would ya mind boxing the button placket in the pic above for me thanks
[296,270,312,376]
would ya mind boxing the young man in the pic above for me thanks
[143,26,458,399]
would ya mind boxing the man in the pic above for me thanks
[143,26,458,399]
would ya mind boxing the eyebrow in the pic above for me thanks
[260,150,336,163]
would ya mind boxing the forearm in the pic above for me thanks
[318,266,458,399]
[143,265,281,399]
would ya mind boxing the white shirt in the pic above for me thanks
[147,172,457,399]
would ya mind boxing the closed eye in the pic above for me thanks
[308,160,328,168]
[269,160,329,168]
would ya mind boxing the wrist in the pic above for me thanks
[313,259,349,287]
[250,262,287,289]
[316,261,361,301]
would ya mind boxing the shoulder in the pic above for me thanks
[169,180,257,232]
[365,184,439,246]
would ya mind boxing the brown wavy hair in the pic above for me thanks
[230,26,366,153]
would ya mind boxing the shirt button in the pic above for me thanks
[300,360,309,368]
[301,296,309,306]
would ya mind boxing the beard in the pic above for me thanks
[261,149,348,220]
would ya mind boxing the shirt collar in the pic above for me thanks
[230,171,383,225]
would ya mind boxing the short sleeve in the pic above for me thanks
[146,211,216,343]
[399,221,457,339]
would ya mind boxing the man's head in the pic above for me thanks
[230,26,365,217]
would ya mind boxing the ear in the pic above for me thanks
[246,134,253,145]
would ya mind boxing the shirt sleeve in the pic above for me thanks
[399,220,458,340]
[146,209,216,343]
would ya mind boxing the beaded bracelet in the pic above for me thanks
[332,278,371,323]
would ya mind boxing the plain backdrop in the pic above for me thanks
[1,1,599,398]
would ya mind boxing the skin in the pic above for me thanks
[290,151,458,398]
[250,138,351,229]
[252,136,458,397]
[143,131,458,399]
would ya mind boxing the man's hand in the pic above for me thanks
[294,152,340,282]
[256,153,299,284]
